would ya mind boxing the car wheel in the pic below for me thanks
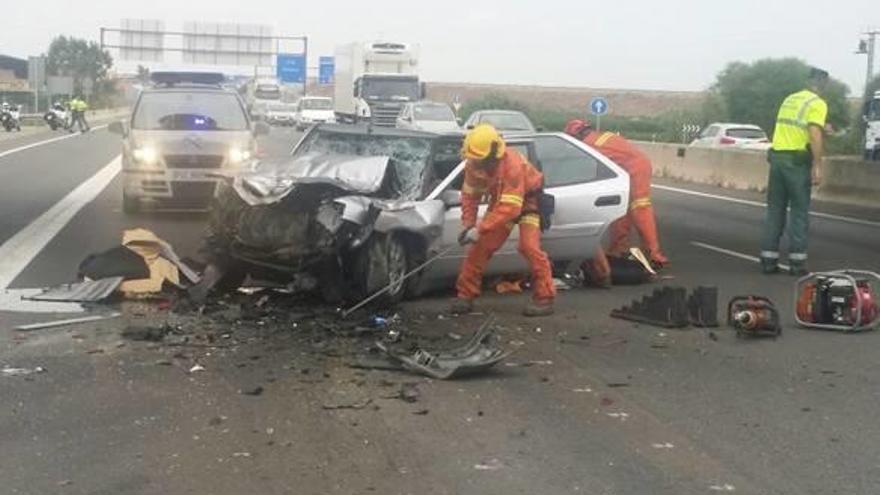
[354,233,410,306]
[122,191,140,214]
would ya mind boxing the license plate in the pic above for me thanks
[168,169,215,181]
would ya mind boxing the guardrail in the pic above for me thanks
[634,141,880,209]
[18,107,129,126]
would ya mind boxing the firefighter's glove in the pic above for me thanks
[458,226,479,246]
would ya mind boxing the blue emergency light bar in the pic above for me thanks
[150,72,226,87]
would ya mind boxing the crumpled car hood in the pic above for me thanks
[231,152,391,206]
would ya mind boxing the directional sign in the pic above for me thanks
[318,56,335,85]
[276,53,306,84]
[590,97,609,116]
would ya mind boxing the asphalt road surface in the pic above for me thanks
[1,123,880,495]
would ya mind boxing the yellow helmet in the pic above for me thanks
[462,124,506,161]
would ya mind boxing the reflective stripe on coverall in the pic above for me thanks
[456,149,556,302]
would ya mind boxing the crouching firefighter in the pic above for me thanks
[451,124,557,317]
[564,119,669,287]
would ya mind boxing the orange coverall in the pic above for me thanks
[456,150,556,303]
[585,131,668,264]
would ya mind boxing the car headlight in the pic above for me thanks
[132,146,158,166]
[228,147,252,165]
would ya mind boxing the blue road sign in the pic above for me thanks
[319,56,335,85]
[276,54,306,84]
[590,97,609,116]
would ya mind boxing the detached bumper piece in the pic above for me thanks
[376,317,513,379]
[610,286,689,328]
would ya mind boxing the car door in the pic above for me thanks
[532,134,628,263]
[422,142,536,283]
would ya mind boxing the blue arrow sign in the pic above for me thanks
[318,56,335,85]
[276,54,306,84]
[590,97,609,116]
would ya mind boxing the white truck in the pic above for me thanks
[863,90,880,161]
[334,41,424,126]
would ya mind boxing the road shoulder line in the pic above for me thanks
[0,156,121,289]
[654,184,880,228]
[0,124,109,160]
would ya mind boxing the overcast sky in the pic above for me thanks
[5,0,878,94]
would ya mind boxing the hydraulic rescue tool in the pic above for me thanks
[728,296,782,338]
[795,270,880,332]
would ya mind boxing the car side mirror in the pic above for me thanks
[440,189,462,207]
[466,124,475,130]
[456,118,463,126]
[536,126,544,132]
[254,121,271,136]
[108,121,125,135]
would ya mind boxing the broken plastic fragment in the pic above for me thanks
[189,364,206,373]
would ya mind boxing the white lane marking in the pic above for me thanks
[0,156,120,289]
[691,241,790,271]
[0,124,109,160]
[653,184,880,228]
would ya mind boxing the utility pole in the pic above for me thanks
[857,29,879,89]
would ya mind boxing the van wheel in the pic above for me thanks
[122,191,140,214]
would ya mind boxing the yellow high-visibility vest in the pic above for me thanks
[771,89,827,151]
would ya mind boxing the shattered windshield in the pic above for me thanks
[293,130,432,199]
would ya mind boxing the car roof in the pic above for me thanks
[708,122,764,130]
[313,123,447,139]
[474,109,528,116]
[142,85,237,94]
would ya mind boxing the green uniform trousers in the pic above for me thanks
[760,150,812,266]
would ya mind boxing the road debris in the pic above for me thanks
[709,483,736,492]
[2,366,46,376]
[376,316,512,379]
[122,324,171,342]
[474,458,505,471]
[572,388,593,393]
[606,412,630,421]
[382,383,420,403]
[240,385,264,396]
[189,364,206,373]
[23,277,123,303]
[322,398,373,410]
[15,312,121,331]
[0,288,84,313]
[651,442,675,449]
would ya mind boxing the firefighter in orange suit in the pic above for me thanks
[451,124,556,317]
[565,119,669,285]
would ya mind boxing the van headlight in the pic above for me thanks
[228,147,252,165]
[132,146,158,165]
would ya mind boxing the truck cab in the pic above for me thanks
[864,91,880,161]
[335,41,425,127]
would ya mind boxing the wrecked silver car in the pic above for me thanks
[204,124,632,305]
[204,124,465,303]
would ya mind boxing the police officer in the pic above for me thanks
[69,96,90,133]
[760,67,829,276]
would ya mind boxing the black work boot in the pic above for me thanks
[760,258,780,275]
[449,298,474,315]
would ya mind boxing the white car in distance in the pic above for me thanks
[295,97,336,131]
[396,101,461,133]
[690,123,771,151]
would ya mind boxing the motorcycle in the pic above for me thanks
[44,105,70,131]
[0,106,22,132]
